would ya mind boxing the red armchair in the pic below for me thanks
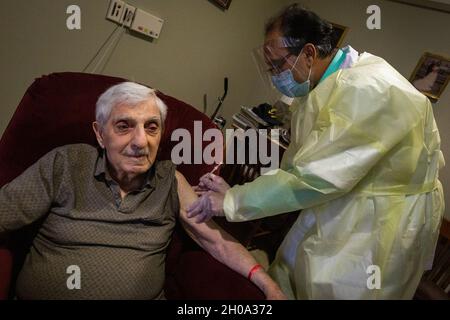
[0,72,264,300]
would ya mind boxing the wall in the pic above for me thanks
[0,0,290,135]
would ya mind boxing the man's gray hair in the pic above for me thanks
[95,82,168,126]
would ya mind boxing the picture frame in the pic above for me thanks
[387,0,450,14]
[209,0,232,10]
[410,52,450,101]
[329,22,349,48]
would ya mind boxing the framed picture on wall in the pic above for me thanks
[209,0,232,10]
[329,22,349,48]
[410,52,450,101]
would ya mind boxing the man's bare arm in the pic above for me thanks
[175,171,286,299]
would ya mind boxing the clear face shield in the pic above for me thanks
[252,37,304,101]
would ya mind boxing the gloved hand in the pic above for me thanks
[196,173,230,194]
[188,173,230,223]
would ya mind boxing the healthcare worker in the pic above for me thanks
[188,4,445,299]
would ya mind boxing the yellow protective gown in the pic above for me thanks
[223,52,445,299]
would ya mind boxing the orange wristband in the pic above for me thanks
[247,264,263,281]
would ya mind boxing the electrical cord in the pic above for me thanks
[82,21,126,73]
[91,25,126,73]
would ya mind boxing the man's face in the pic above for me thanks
[264,27,312,84]
[263,28,294,75]
[93,98,162,181]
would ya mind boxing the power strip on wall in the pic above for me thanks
[105,0,163,39]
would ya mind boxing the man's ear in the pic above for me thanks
[303,43,317,66]
[92,122,105,149]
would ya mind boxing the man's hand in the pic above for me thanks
[196,173,230,194]
[187,191,225,223]
[251,268,288,300]
[263,283,288,300]
[187,173,230,223]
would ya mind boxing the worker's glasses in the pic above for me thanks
[253,37,303,74]
[265,52,295,75]
[251,37,303,100]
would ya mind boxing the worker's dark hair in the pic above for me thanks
[265,3,334,58]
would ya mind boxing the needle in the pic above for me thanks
[210,162,223,175]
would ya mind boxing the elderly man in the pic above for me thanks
[0,82,285,300]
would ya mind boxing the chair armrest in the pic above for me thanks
[165,223,265,300]
[0,246,13,300]
[167,250,264,300]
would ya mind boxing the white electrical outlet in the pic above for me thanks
[106,0,125,24]
[130,8,164,39]
[120,4,136,27]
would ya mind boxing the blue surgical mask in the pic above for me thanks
[271,53,312,97]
